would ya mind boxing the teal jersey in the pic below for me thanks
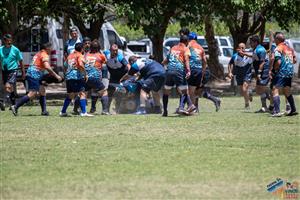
[0,45,23,71]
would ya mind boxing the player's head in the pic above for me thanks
[129,55,138,65]
[110,44,118,57]
[180,35,189,46]
[274,32,285,45]
[70,27,78,39]
[188,32,197,41]
[179,27,190,36]
[249,35,260,48]
[90,40,100,53]
[75,42,83,53]
[3,34,12,47]
[237,43,246,51]
[41,42,52,54]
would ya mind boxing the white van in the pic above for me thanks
[15,19,134,79]
[15,18,64,74]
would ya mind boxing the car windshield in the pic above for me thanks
[223,48,233,57]
[128,45,147,53]
[164,40,179,48]
[197,38,207,46]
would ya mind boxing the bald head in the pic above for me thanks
[275,32,285,45]
[238,43,246,50]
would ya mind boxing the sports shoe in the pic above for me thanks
[174,108,179,114]
[135,110,147,115]
[101,111,110,115]
[72,110,80,115]
[178,108,187,115]
[215,99,221,112]
[255,107,268,113]
[187,105,197,113]
[41,111,49,116]
[162,111,168,117]
[59,112,69,117]
[271,112,283,117]
[80,112,94,117]
[89,107,96,113]
[10,105,18,116]
[285,105,291,113]
[285,111,298,116]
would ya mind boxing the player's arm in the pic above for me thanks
[19,60,26,80]
[43,60,62,81]
[269,52,275,79]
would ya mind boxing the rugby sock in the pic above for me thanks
[15,95,30,109]
[273,96,280,114]
[260,93,267,108]
[9,92,16,105]
[101,96,109,112]
[91,95,98,110]
[195,97,199,110]
[185,94,193,107]
[61,97,72,113]
[203,91,218,104]
[73,96,80,111]
[163,94,168,112]
[287,95,296,112]
[80,99,87,114]
[179,94,186,109]
[39,96,47,112]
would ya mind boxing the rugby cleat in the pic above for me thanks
[255,107,268,113]
[59,112,69,117]
[80,112,94,117]
[41,111,50,116]
[215,99,221,112]
[271,112,283,117]
[10,105,18,116]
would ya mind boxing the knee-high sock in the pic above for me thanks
[80,99,87,114]
[61,97,72,113]
[101,96,109,112]
[260,93,267,108]
[195,97,199,110]
[39,96,46,112]
[203,90,218,104]
[9,92,16,105]
[287,95,296,112]
[163,94,169,112]
[73,96,80,111]
[91,95,98,110]
[179,94,186,109]
[15,95,30,109]
[273,96,280,114]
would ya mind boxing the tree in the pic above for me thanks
[116,0,189,62]
[214,0,300,49]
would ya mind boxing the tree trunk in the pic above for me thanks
[150,34,164,63]
[88,20,104,40]
[204,15,224,79]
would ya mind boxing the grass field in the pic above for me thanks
[0,96,299,199]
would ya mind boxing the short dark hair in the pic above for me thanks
[83,37,91,43]
[250,35,260,43]
[90,40,100,52]
[180,35,189,43]
[41,42,52,50]
[75,43,83,52]
[179,27,190,36]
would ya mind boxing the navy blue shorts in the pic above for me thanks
[138,74,166,93]
[187,68,210,86]
[254,67,269,86]
[235,66,252,85]
[66,79,85,93]
[85,78,105,92]
[2,70,17,85]
[164,70,187,90]
[26,76,40,91]
[273,76,292,88]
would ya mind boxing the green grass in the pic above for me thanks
[0,96,299,199]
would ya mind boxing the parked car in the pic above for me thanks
[127,41,151,58]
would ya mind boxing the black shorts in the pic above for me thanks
[2,70,17,85]
[85,78,105,92]
[164,70,187,90]
[254,67,269,86]
[66,79,85,93]
[235,66,252,86]
[273,76,292,88]
[138,74,166,93]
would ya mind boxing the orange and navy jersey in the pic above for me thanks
[26,50,50,79]
[166,42,190,71]
[64,51,85,80]
[188,40,205,69]
[274,42,296,78]
[85,52,106,70]
[32,50,50,71]
[85,52,106,79]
